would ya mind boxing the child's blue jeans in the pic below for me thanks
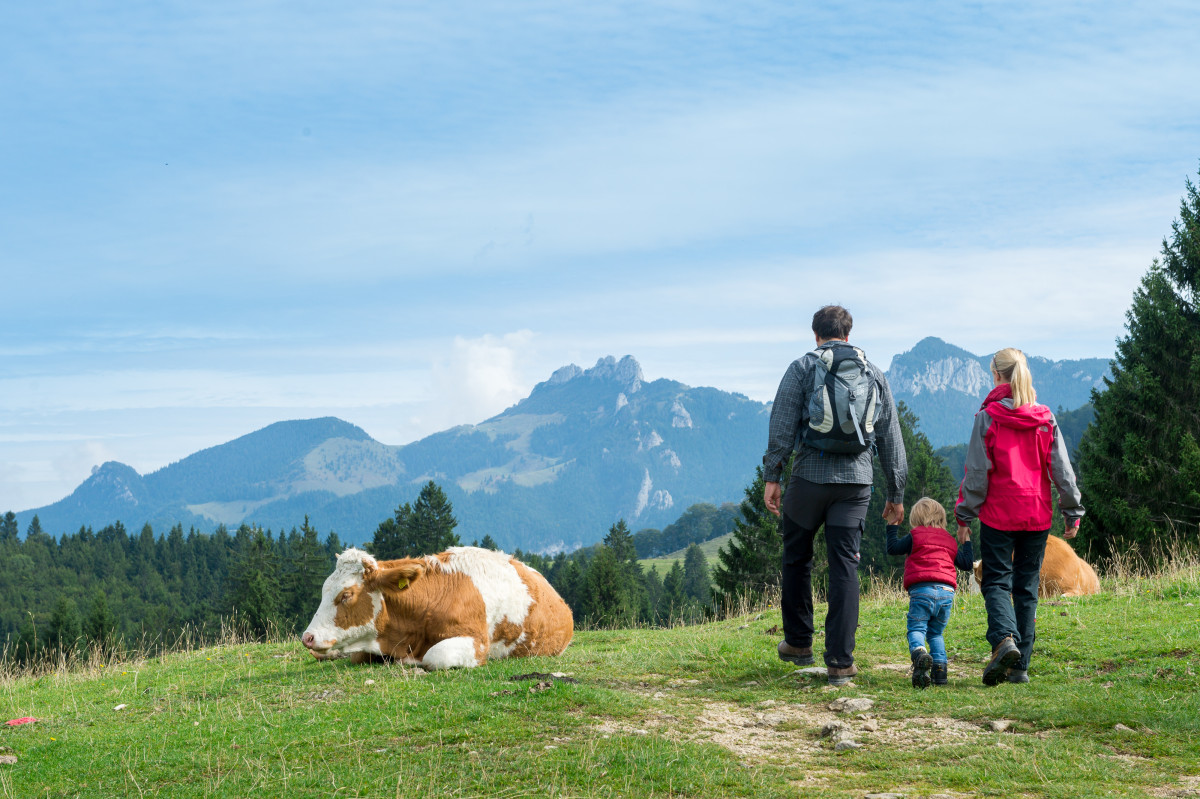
[906,582,955,665]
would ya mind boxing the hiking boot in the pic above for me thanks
[827,664,858,686]
[982,637,1021,687]
[911,646,933,689]
[931,663,948,685]
[1006,668,1029,684]
[777,640,815,667]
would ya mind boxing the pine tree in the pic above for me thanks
[84,590,118,651]
[603,519,648,620]
[283,516,331,624]
[579,546,629,627]
[711,466,783,608]
[0,512,17,544]
[47,596,83,658]
[478,534,499,550]
[371,481,461,558]
[682,543,711,606]
[1080,170,1200,558]
[228,526,283,637]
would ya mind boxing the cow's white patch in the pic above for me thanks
[422,636,479,669]
[303,548,383,652]
[435,547,533,642]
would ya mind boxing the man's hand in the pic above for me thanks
[1063,520,1081,540]
[883,501,904,525]
[957,524,972,543]
[764,481,782,517]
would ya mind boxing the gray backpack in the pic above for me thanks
[801,343,882,454]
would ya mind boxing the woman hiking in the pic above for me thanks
[954,347,1085,686]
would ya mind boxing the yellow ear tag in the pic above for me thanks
[397,578,409,590]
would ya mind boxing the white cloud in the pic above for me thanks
[429,331,537,426]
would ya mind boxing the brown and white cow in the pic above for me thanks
[970,534,1101,597]
[300,546,574,669]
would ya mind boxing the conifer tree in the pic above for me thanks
[228,525,282,637]
[682,543,711,606]
[1080,170,1200,558]
[47,597,83,657]
[0,512,17,544]
[711,466,783,608]
[283,516,330,622]
[371,481,460,558]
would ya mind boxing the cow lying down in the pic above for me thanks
[971,534,1101,597]
[301,546,574,669]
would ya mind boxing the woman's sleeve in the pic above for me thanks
[954,411,993,525]
[1048,415,1085,522]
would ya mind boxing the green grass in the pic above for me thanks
[639,532,732,574]
[3,566,1199,798]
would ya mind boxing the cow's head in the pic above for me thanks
[301,548,425,656]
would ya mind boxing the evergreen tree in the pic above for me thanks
[603,519,648,620]
[47,596,83,657]
[228,526,283,637]
[478,534,499,550]
[682,543,711,606]
[371,481,461,558]
[711,466,783,608]
[84,590,118,651]
[579,546,630,627]
[283,516,330,623]
[661,560,687,617]
[1080,170,1200,558]
[0,511,17,544]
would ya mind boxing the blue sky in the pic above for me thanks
[3,1,1199,512]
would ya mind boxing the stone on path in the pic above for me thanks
[835,738,862,751]
[796,666,828,676]
[988,719,1014,732]
[829,697,875,713]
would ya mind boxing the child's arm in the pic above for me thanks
[954,538,975,571]
[885,524,912,556]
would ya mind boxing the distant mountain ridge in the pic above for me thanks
[17,357,768,553]
[15,344,1111,550]
[888,337,1109,447]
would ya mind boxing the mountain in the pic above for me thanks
[16,357,770,554]
[886,338,1110,447]
[15,344,1110,551]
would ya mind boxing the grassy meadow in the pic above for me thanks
[2,563,1198,799]
[638,532,734,574]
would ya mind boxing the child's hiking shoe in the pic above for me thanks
[982,637,1021,686]
[1006,668,1029,684]
[827,664,858,686]
[911,646,933,689]
[931,663,948,685]
[777,640,815,667]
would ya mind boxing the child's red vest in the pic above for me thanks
[903,526,959,590]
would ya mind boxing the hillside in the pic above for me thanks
[17,357,770,553]
[14,342,1110,552]
[5,565,1198,797]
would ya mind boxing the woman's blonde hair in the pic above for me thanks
[991,347,1036,409]
[909,497,947,530]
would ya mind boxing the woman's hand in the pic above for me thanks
[956,524,972,543]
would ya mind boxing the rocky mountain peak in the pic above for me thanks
[585,355,643,392]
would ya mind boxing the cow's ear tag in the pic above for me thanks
[397,578,409,590]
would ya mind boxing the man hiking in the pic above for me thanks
[763,305,907,686]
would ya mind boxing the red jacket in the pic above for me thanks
[955,384,1084,531]
[903,526,960,590]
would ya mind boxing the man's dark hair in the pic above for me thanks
[812,305,853,340]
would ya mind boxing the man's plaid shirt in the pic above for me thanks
[763,343,907,502]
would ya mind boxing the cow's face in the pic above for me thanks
[302,549,383,656]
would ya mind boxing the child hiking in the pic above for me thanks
[886,497,975,688]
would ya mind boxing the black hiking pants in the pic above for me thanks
[979,523,1049,671]
[780,477,871,669]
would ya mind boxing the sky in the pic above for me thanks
[2,1,1199,513]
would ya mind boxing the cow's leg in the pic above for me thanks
[421,636,484,670]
